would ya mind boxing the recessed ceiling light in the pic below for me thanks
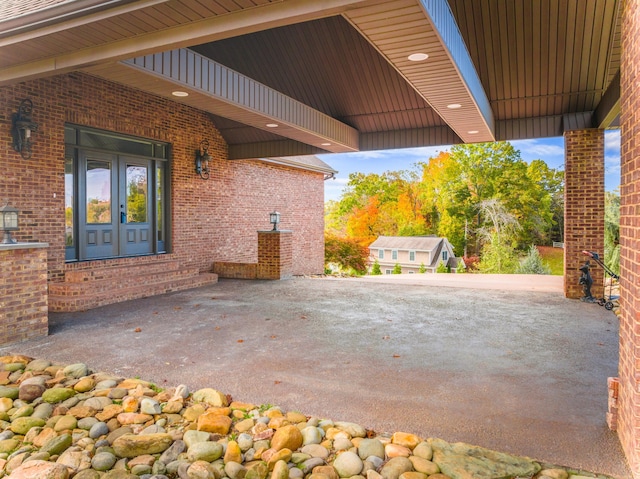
[172,91,189,97]
[266,123,279,128]
[467,130,479,134]
[447,103,462,109]
[408,53,429,62]
[321,143,331,146]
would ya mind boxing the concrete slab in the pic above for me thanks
[0,276,628,477]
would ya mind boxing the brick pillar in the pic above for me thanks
[257,230,293,280]
[618,1,640,475]
[563,129,605,299]
[0,243,49,345]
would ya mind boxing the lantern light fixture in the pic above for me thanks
[269,211,281,231]
[0,203,19,244]
[11,99,38,160]
[195,139,211,180]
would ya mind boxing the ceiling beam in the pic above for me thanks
[86,48,359,153]
[0,0,369,85]
[595,70,620,129]
[343,0,494,144]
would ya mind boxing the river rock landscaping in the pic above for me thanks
[0,355,612,479]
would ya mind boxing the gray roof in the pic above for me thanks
[369,236,446,253]
[258,155,337,176]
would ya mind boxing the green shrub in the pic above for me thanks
[516,245,551,274]
[371,260,382,275]
[392,263,402,274]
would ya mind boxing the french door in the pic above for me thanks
[78,151,153,260]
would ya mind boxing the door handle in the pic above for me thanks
[120,211,126,224]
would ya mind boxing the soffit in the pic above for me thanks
[0,0,623,156]
[448,0,621,138]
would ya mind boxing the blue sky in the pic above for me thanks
[320,130,621,203]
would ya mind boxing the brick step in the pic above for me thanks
[63,260,181,283]
[49,272,218,312]
[49,265,200,296]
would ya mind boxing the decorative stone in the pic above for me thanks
[112,433,173,458]
[0,386,19,400]
[429,439,541,479]
[73,377,95,393]
[225,460,248,479]
[302,426,323,445]
[19,384,45,402]
[412,442,432,461]
[187,441,224,462]
[62,363,89,379]
[54,415,78,432]
[6,459,69,479]
[197,411,232,434]
[42,388,76,404]
[334,422,366,438]
[271,459,290,479]
[538,469,569,479]
[10,416,46,435]
[357,439,385,460]
[271,424,303,451]
[333,451,364,478]
[192,388,229,407]
[40,433,73,456]
[408,456,439,475]
[385,444,411,458]
[225,440,243,463]
[391,432,421,450]
[159,439,186,464]
[140,397,162,415]
[379,457,413,479]
[183,430,211,448]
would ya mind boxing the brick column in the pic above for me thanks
[0,243,49,345]
[618,1,640,475]
[257,230,293,280]
[563,129,605,299]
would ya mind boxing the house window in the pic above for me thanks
[442,250,448,261]
[392,250,398,260]
[379,249,384,259]
[409,251,416,261]
[64,125,169,262]
[385,269,392,274]
[408,271,415,274]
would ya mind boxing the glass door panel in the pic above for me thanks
[79,153,118,260]
[120,159,152,256]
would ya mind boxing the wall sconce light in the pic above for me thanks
[0,203,19,244]
[11,99,38,160]
[195,139,211,180]
[270,211,280,231]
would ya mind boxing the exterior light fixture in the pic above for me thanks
[408,53,429,61]
[195,139,211,180]
[269,211,281,231]
[0,203,19,244]
[11,99,38,159]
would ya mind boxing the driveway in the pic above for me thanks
[0,275,628,477]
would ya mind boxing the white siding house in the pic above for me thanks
[368,236,463,274]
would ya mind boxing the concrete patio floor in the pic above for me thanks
[1,275,629,477]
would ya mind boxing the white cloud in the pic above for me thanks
[605,129,621,152]
[511,138,565,158]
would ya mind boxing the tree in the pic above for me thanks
[436,262,448,273]
[476,199,520,273]
[371,260,382,275]
[517,245,551,274]
[419,263,426,273]
[324,235,369,274]
[604,190,620,275]
[392,263,402,274]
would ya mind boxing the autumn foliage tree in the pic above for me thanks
[324,234,369,274]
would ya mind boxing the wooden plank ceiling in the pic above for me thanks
[0,0,622,158]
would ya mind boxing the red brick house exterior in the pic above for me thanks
[0,72,329,317]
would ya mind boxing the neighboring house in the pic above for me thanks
[368,236,463,274]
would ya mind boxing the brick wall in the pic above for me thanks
[257,231,293,280]
[618,0,640,475]
[563,129,605,299]
[0,73,325,296]
[0,245,48,343]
